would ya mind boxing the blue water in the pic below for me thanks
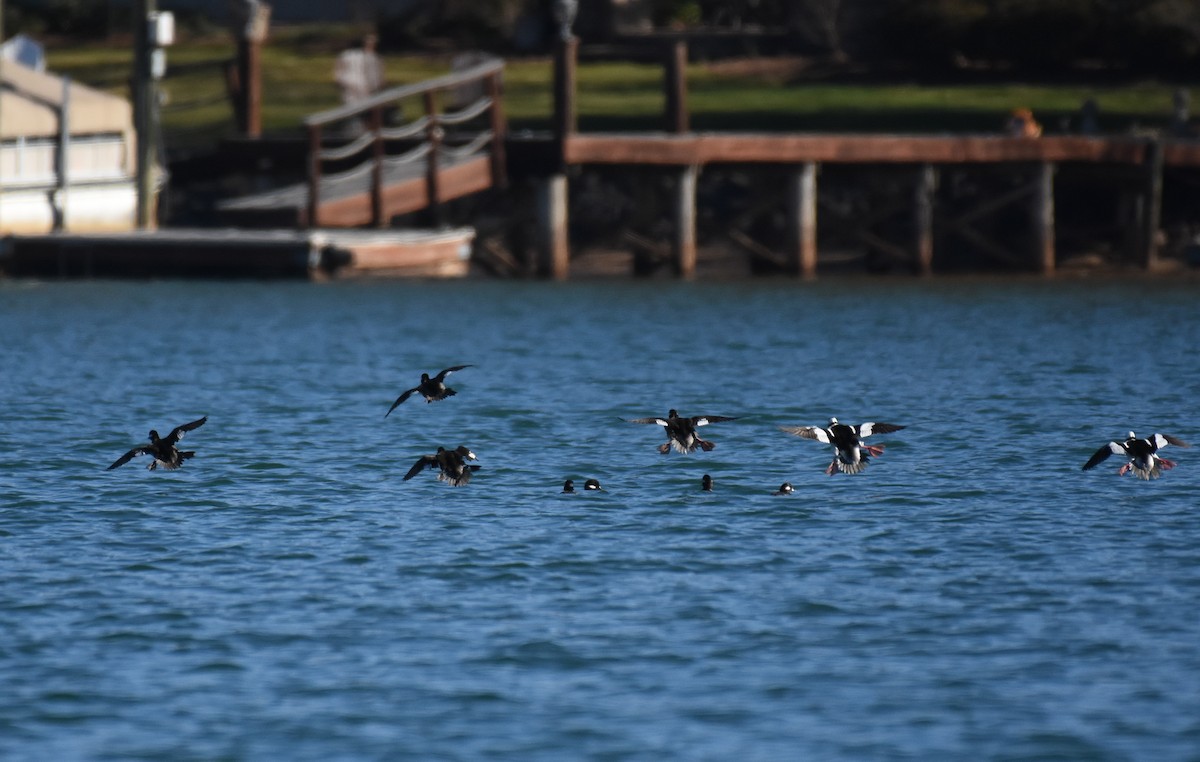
[2,276,1199,760]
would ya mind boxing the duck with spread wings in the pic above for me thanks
[780,417,905,475]
[624,409,737,454]
[1083,431,1189,480]
[107,417,208,471]
[386,365,473,416]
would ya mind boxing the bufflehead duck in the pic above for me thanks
[107,416,207,471]
[701,474,714,492]
[624,409,737,454]
[386,365,473,416]
[563,478,601,492]
[1083,431,1189,480]
[773,482,794,495]
[403,445,480,486]
[780,417,905,475]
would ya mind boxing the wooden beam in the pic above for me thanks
[785,163,818,278]
[673,165,698,278]
[563,134,1150,166]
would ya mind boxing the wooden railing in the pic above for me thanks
[302,58,506,227]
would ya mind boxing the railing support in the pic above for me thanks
[487,72,508,189]
[424,90,443,226]
[370,105,385,227]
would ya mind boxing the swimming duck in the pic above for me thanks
[403,445,480,486]
[780,417,905,475]
[624,409,737,454]
[562,479,576,493]
[584,478,603,491]
[701,474,714,492]
[773,481,794,495]
[1083,431,1189,480]
[386,365,473,416]
[107,416,207,471]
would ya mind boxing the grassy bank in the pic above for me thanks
[44,27,1196,151]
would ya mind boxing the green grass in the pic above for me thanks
[44,31,1196,149]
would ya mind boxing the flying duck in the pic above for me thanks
[107,416,207,471]
[773,481,794,495]
[780,417,905,475]
[1083,431,1189,480]
[386,365,473,416]
[701,474,714,492]
[624,409,737,454]
[403,445,480,486]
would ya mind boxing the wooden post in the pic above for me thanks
[370,104,384,227]
[486,71,508,189]
[238,38,262,137]
[664,40,688,134]
[672,165,698,278]
[424,90,442,226]
[229,0,267,137]
[537,174,570,280]
[553,35,578,161]
[1032,162,1055,274]
[1140,137,1164,270]
[914,164,937,275]
[305,123,321,228]
[785,162,818,278]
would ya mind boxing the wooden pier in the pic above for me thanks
[526,38,1200,279]
[207,40,1200,280]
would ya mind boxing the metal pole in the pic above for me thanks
[56,76,71,231]
[134,0,158,229]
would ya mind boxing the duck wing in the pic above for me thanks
[403,454,438,481]
[692,415,737,427]
[433,364,473,382]
[164,416,207,445]
[859,422,904,437]
[624,416,669,426]
[1083,441,1125,470]
[386,387,420,416]
[779,425,832,444]
[1156,433,1190,449]
[107,445,150,470]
